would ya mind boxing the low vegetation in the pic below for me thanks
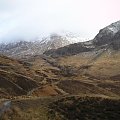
[49,96,120,120]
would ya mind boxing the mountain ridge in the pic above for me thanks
[0,33,84,59]
[44,21,120,57]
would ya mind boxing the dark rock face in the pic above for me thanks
[93,28,114,46]
[44,41,95,57]
[93,21,120,46]
[111,31,120,50]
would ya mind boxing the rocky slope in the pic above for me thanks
[0,33,81,59]
[44,21,120,57]
[93,20,120,46]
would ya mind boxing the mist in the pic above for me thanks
[0,0,120,43]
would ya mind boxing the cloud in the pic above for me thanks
[0,0,120,43]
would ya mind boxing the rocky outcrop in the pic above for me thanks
[93,20,120,46]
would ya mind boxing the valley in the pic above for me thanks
[0,21,120,120]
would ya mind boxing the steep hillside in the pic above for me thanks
[1,96,120,120]
[44,40,95,57]
[93,20,120,46]
[0,55,38,98]
[49,96,120,120]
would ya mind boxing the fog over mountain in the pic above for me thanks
[0,0,120,43]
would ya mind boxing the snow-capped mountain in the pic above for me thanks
[93,20,120,46]
[0,33,83,59]
[44,20,120,57]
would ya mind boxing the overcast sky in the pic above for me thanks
[0,0,120,43]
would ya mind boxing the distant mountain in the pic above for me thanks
[93,20,120,46]
[0,33,82,59]
[44,21,120,57]
[44,40,95,57]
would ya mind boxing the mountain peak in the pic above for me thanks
[93,20,120,46]
[0,33,82,59]
[107,20,120,33]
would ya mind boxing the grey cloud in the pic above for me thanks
[0,0,119,43]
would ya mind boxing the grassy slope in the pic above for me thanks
[49,96,120,120]
[0,48,120,97]
[0,55,38,97]
[20,49,120,98]
[50,49,120,97]
[0,48,120,120]
[1,96,120,120]
[0,97,57,120]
